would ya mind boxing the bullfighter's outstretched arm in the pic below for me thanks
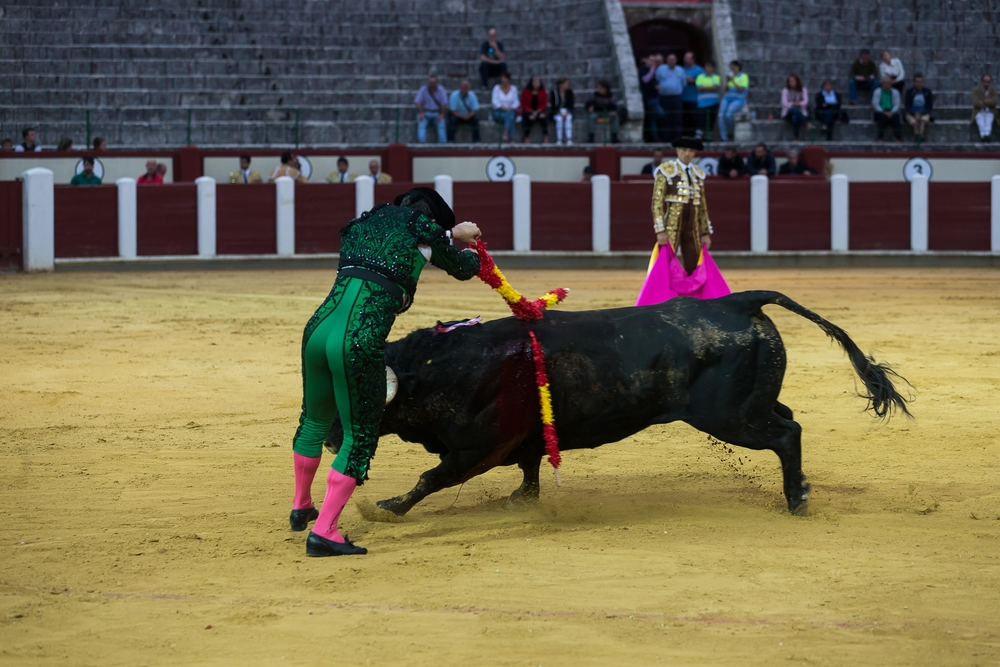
[651,169,667,233]
[430,239,481,280]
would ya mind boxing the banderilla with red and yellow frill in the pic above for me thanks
[469,240,567,484]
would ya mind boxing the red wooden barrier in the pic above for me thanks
[453,182,513,250]
[704,178,751,251]
[768,178,831,250]
[296,184,354,254]
[929,182,991,251]
[137,184,198,255]
[216,184,276,254]
[0,181,22,271]
[610,182,654,251]
[849,182,910,250]
[54,185,117,258]
[531,183,592,251]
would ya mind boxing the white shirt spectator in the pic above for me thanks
[14,143,41,152]
[492,84,519,109]
[878,58,905,83]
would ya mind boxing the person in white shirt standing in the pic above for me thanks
[492,72,520,142]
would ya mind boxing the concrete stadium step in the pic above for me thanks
[749,119,984,144]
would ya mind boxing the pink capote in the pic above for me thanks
[635,244,731,306]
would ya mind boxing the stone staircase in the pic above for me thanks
[726,0,1000,151]
[0,0,622,148]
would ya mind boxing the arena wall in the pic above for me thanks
[3,146,1000,272]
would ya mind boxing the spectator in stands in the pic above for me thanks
[15,127,41,152]
[138,159,164,185]
[639,55,663,142]
[872,76,903,143]
[777,149,817,175]
[368,159,392,184]
[1,139,12,152]
[814,78,842,141]
[230,155,263,184]
[520,76,549,144]
[415,75,448,144]
[781,74,809,140]
[270,151,307,182]
[681,51,704,137]
[585,79,619,144]
[972,74,997,142]
[718,60,748,142]
[327,156,358,183]
[655,53,685,141]
[878,50,905,93]
[746,142,776,176]
[447,80,481,143]
[491,72,520,143]
[848,49,878,104]
[56,138,74,151]
[156,163,168,180]
[904,74,933,142]
[641,149,665,175]
[479,28,508,89]
[70,157,102,185]
[695,61,721,140]
[581,165,594,182]
[551,77,575,145]
[93,137,107,152]
[718,146,746,179]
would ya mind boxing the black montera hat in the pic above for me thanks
[671,137,704,150]
[394,187,456,229]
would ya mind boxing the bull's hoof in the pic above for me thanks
[788,481,812,516]
[323,440,340,456]
[507,485,540,508]
[375,498,409,516]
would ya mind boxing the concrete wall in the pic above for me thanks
[203,155,382,183]
[412,156,591,183]
[0,157,174,184]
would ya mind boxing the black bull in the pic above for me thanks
[326,290,910,516]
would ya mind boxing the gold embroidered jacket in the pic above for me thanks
[651,160,713,249]
[229,169,263,184]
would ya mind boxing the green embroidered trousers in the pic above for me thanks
[291,275,399,482]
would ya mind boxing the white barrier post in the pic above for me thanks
[991,174,1000,253]
[195,176,216,257]
[433,174,454,210]
[750,174,768,253]
[275,176,295,256]
[116,177,137,259]
[910,174,929,252]
[830,174,849,252]
[355,175,374,218]
[512,173,531,252]
[21,167,54,272]
[591,174,611,253]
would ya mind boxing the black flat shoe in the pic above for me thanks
[289,506,319,532]
[306,532,367,557]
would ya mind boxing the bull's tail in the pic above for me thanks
[736,290,912,419]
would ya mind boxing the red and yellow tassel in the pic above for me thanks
[471,240,565,477]
[472,241,568,320]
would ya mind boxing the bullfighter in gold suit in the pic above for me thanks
[652,137,713,276]
[229,155,263,184]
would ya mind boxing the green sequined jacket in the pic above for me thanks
[338,203,480,310]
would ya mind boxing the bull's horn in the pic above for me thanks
[386,367,399,405]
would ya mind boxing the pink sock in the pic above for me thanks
[311,469,357,543]
[293,453,322,510]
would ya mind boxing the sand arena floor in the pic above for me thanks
[1,266,999,666]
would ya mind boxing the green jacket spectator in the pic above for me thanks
[71,159,102,185]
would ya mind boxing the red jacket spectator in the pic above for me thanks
[138,160,164,184]
[520,86,547,113]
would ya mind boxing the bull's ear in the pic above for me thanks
[385,367,399,405]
